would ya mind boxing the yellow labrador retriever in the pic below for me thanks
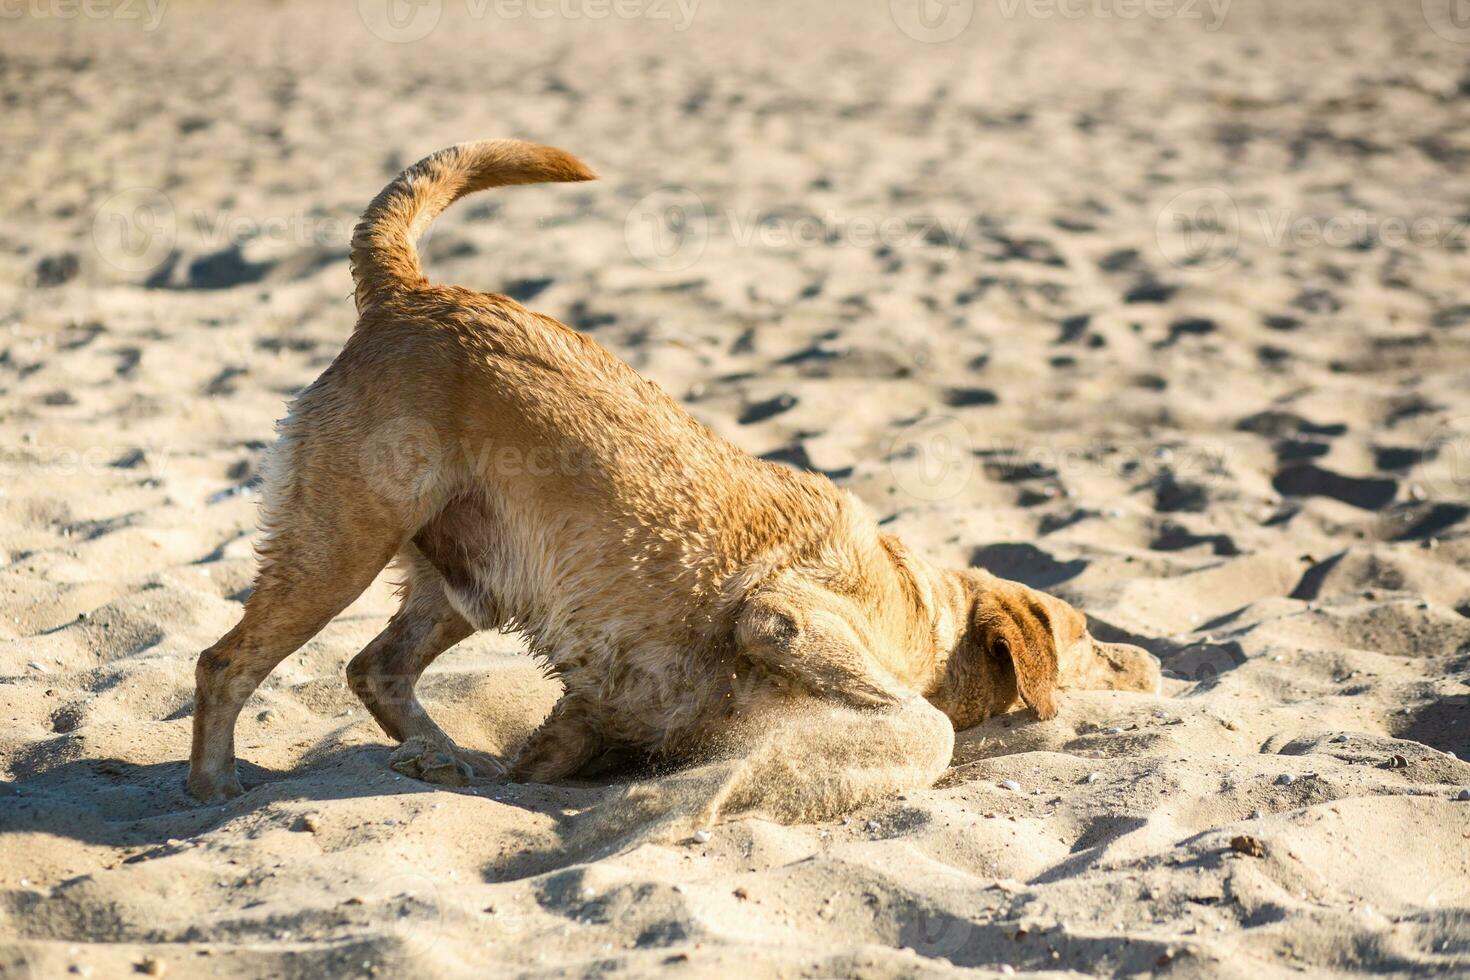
[186,139,1159,806]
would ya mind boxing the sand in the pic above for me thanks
[2,0,1469,975]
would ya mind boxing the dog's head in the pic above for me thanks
[924,569,1160,729]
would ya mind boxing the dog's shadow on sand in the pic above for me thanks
[0,743,721,881]
[3,696,1096,885]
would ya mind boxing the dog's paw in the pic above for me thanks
[186,768,244,802]
[389,736,505,786]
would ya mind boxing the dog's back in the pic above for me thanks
[260,140,872,759]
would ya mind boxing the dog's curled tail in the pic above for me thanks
[349,139,596,313]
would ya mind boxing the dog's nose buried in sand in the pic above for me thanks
[186,139,1160,826]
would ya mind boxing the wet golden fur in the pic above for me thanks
[186,139,1159,809]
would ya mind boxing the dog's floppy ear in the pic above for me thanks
[971,579,1061,721]
[1006,626,1059,721]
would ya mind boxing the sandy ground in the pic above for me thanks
[3,0,1470,976]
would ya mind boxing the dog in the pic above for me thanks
[186,139,1160,807]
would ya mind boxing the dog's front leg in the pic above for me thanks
[347,580,505,786]
[508,695,605,783]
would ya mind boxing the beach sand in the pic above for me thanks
[2,0,1469,975]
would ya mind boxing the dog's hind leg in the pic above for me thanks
[188,509,402,802]
[347,569,504,786]
[186,395,445,803]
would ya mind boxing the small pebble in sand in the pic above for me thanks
[1082,773,1099,784]
[1330,734,1348,743]
[999,780,1021,792]
[1103,726,1123,736]
[866,820,881,832]
[1276,774,1295,786]
[1249,810,1263,820]
[138,957,166,977]
[1230,835,1266,858]
[1457,789,1470,801]
[692,830,712,844]
[301,815,321,834]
